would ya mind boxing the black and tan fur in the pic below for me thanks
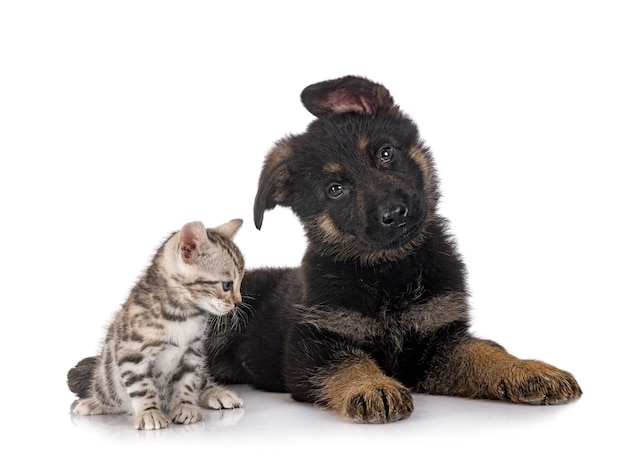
[69,76,582,423]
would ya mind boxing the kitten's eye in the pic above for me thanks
[221,281,233,292]
[378,145,395,163]
[328,183,345,199]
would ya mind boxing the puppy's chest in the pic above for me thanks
[304,267,469,345]
[352,273,425,314]
[304,280,424,339]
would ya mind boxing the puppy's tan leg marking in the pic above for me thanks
[321,356,413,423]
[425,339,582,405]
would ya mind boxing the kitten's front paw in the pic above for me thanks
[500,360,582,405]
[170,404,203,425]
[199,385,244,409]
[135,409,170,430]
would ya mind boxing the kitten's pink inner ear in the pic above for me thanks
[179,221,208,264]
[180,242,197,263]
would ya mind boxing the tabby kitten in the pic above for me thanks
[71,219,245,430]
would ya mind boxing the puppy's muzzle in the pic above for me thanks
[378,202,408,228]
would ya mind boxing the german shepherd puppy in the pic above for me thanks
[68,76,581,423]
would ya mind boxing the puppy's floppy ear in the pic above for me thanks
[301,75,395,118]
[253,137,295,230]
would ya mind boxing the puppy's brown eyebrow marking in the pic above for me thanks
[357,136,369,153]
[323,161,343,173]
[317,212,342,239]
[408,145,440,208]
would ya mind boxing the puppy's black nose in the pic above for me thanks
[378,202,408,227]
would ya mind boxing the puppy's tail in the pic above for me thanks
[67,356,97,398]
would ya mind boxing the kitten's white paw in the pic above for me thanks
[72,398,105,416]
[135,409,169,430]
[199,385,244,409]
[170,404,203,425]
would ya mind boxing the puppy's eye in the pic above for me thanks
[222,281,233,292]
[378,146,395,163]
[328,184,345,199]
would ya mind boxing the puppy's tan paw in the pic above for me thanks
[344,379,414,423]
[323,357,414,423]
[500,360,582,405]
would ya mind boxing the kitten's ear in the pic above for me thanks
[300,75,395,118]
[179,221,209,264]
[211,218,243,239]
[253,137,295,230]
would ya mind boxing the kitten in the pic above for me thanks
[71,219,245,430]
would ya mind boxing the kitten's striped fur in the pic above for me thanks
[72,219,245,430]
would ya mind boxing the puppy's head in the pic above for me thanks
[254,76,440,265]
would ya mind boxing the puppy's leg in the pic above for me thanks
[325,356,414,423]
[420,337,582,404]
[315,354,414,423]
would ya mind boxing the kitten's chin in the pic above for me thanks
[197,299,234,316]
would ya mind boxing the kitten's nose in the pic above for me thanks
[229,290,242,306]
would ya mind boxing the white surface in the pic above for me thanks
[1,1,624,462]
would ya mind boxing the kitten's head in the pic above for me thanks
[168,219,245,316]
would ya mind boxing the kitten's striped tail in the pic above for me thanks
[67,356,98,398]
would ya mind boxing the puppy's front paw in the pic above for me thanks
[135,409,169,430]
[328,375,413,424]
[342,378,414,424]
[199,385,244,409]
[171,404,203,425]
[323,357,414,423]
[500,360,582,405]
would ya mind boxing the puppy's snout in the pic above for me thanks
[378,202,408,227]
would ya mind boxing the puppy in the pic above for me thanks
[69,76,582,423]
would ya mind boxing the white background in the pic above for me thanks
[1,1,624,462]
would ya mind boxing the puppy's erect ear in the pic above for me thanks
[253,137,295,230]
[300,75,395,118]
